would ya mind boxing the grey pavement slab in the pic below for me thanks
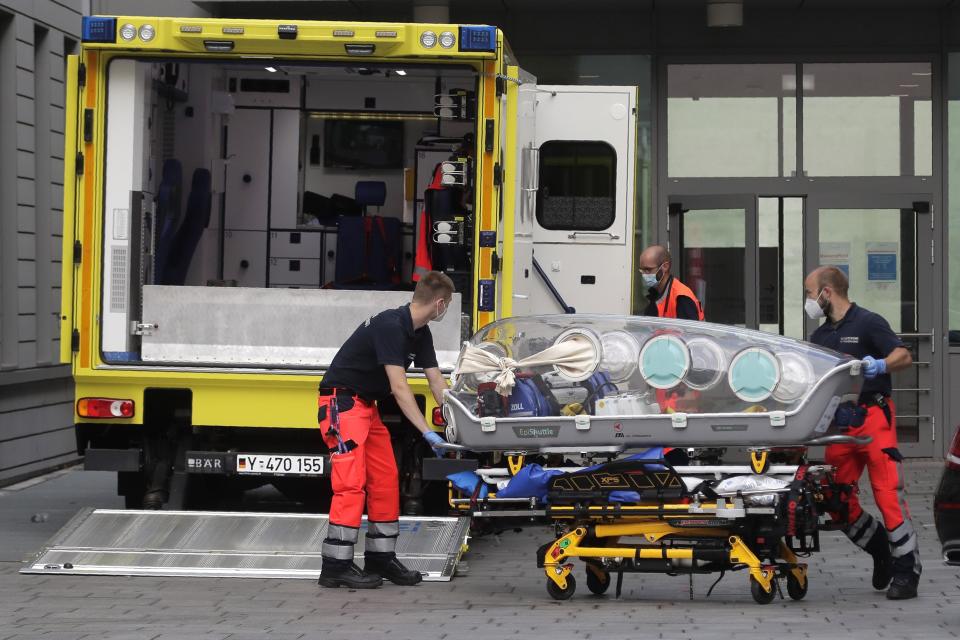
[0,461,958,640]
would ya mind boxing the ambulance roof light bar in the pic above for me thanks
[81,16,117,43]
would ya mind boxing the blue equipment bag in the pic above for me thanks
[508,377,556,417]
[496,464,564,501]
[447,471,489,499]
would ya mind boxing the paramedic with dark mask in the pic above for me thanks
[804,265,921,600]
[316,271,454,589]
[639,244,704,321]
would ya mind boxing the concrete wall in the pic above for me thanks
[0,0,81,485]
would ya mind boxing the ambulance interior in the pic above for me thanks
[99,59,478,366]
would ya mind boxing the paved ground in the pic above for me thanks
[1,461,958,640]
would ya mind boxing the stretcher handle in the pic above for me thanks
[434,441,470,452]
[804,434,872,446]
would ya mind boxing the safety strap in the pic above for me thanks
[861,394,892,425]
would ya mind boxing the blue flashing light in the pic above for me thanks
[82,17,117,43]
[459,26,496,53]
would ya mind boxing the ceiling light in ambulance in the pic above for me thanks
[420,30,437,48]
[439,31,456,49]
[119,23,137,41]
[265,66,278,73]
[77,398,135,419]
[395,69,407,76]
[138,24,156,42]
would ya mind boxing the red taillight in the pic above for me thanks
[432,406,446,426]
[947,427,960,470]
[77,397,135,419]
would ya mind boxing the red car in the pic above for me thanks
[934,425,960,565]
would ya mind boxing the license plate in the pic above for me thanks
[235,454,325,476]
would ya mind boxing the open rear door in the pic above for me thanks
[530,86,637,314]
[503,67,538,317]
[59,54,82,365]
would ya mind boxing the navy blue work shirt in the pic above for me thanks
[320,304,438,401]
[809,303,905,401]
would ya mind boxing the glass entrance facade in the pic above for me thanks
[662,60,939,456]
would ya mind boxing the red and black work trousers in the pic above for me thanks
[318,391,400,564]
[825,399,922,580]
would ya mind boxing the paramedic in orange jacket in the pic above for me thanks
[639,245,704,414]
[639,245,704,321]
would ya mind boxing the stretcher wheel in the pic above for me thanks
[750,577,776,605]
[786,573,808,600]
[585,566,610,595]
[546,575,576,601]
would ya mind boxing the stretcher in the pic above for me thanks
[442,315,863,451]
[442,447,858,604]
[435,315,867,603]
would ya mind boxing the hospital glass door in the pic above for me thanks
[809,195,935,457]
[667,195,804,337]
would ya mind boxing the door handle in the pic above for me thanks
[896,331,934,339]
[567,231,620,240]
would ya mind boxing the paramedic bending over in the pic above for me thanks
[316,271,453,589]
[804,266,921,600]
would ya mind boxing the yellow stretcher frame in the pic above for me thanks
[541,521,809,603]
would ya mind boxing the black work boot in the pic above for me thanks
[317,559,382,589]
[886,573,918,600]
[864,527,893,591]
[364,552,423,586]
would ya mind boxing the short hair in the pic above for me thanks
[643,244,672,264]
[817,266,849,297]
[413,271,455,304]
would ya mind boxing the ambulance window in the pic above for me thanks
[536,141,616,231]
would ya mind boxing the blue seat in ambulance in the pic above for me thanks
[162,168,212,285]
[154,159,183,283]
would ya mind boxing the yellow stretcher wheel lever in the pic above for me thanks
[750,450,770,475]
[507,454,525,476]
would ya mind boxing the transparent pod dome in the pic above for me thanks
[451,314,854,417]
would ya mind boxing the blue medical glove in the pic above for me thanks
[423,431,446,457]
[861,355,887,380]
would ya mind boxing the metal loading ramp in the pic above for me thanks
[21,509,470,581]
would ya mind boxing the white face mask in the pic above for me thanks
[641,263,665,290]
[432,299,448,323]
[804,290,826,320]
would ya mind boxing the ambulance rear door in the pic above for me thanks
[530,86,637,314]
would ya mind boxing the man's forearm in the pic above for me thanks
[429,380,447,408]
[392,385,431,434]
[884,347,913,373]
